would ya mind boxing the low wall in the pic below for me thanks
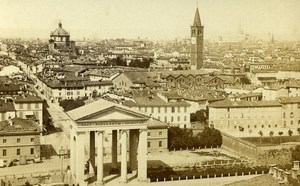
[221,132,258,159]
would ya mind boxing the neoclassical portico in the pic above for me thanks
[67,99,149,185]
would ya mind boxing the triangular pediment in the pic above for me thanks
[76,106,149,122]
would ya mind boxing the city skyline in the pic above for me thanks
[0,0,300,41]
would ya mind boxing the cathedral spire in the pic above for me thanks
[193,7,201,26]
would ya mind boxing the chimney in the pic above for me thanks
[8,117,13,126]
[157,73,162,80]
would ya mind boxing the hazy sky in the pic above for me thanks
[0,0,300,41]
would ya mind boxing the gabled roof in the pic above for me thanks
[0,99,15,112]
[14,95,43,103]
[67,98,150,121]
[0,118,41,135]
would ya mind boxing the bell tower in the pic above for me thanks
[190,6,204,70]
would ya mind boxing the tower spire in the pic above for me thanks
[193,7,201,26]
[59,20,62,28]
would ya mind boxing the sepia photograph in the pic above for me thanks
[0,0,300,185]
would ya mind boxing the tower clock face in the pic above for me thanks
[191,37,196,44]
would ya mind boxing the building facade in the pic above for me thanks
[123,93,191,128]
[0,118,41,161]
[209,100,283,130]
[209,98,300,131]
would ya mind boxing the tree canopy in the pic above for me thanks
[190,109,208,123]
[168,127,222,150]
[128,58,152,68]
[292,145,300,161]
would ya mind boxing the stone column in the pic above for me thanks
[283,172,290,183]
[278,169,284,180]
[111,130,118,171]
[75,131,86,185]
[292,168,298,179]
[269,164,276,175]
[70,131,76,175]
[90,131,95,174]
[120,130,128,183]
[138,129,148,182]
[293,161,299,170]
[96,131,104,185]
[273,167,278,178]
[129,129,138,171]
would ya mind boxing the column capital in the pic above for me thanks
[76,131,85,136]
[120,129,128,134]
[96,131,105,135]
[139,128,148,133]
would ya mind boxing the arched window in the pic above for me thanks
[192,30,196,35]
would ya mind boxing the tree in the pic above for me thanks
[258,130,263,144]
[288,129,293,136]
[168,127,194,149]
[240,76,251,84]
[190,109,208,123]
[167,126,222,150]
[269,131,274,144]
[59,99,85,112]
[292,145,300,161]
[198,127,222,148]
[174,65,183,70]
[278,131,283,144]
[128,58,152,68]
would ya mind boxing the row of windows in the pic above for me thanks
[148,131,163,136]
[139,107,187,113]
[147,141,163,148]
[233,124,278,129]
[119,81,127,87]
[225,114,274,119]
[283,112,297,118]
[192,29,202,35]
[2,138,35,143]
[2,148,34,156]
[19,103,40,109]
[160,116,187,123]
[229,121,300,130]
[283,120,300,125]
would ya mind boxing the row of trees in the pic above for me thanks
[168,127,222,150]
[128,58,152,68]
[105,57,153,68]
[258,128,300,144]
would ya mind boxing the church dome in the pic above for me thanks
[51,22,69,36]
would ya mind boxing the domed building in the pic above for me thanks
[48,21,76,54]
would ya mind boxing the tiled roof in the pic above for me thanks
[0,118,40,135]
[0,83,23,92]
[279,97,300,104]
[0,99,15,112]
[147,118,168,129]
[209,100,281,108]
[82,81,113,86]
[14,95,43,103]
[123,95,190,107]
